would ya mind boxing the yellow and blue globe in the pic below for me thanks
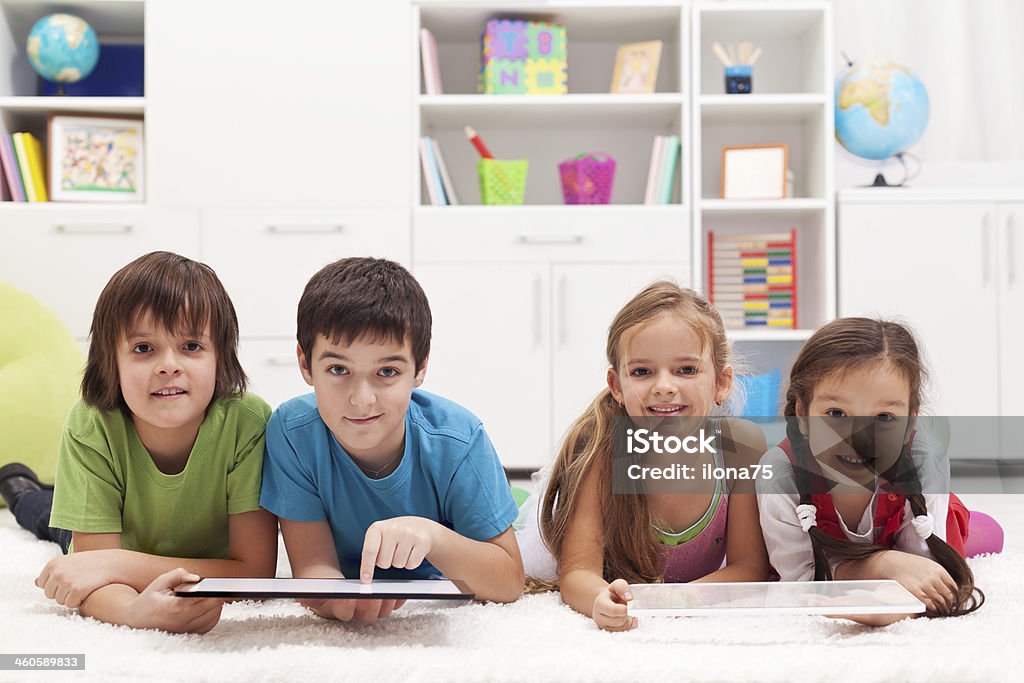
[835,60,929,161]
[26,13,99,84]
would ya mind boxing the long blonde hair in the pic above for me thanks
[538,281,733,584]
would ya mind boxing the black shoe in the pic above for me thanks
[0,463,46,513]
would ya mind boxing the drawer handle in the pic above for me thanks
[516,234,584,245]
[266,224,345,234]
[263,356,296,367]
[54,224,133,234]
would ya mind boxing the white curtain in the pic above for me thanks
[831,0,1024,162]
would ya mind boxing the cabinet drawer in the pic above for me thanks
[0,207,200,338]
[414,206,689,263]
[238,338,311,410]
[201,208,410,338]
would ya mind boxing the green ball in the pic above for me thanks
[0,283,84,500]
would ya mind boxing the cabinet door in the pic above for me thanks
[998,203,1024,415]
[146,0,411,207]
[550,264,686,446]
[201,208,409,338]
[838,202,999,416]
[415,264,551,470]
[238,339,312,409]
[0,207,200,338]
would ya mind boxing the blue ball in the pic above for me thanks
[26,13,100,84]
[835,60,930,161]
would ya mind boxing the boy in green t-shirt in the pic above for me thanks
[0,252,277,633]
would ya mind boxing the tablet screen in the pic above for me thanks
[174,578,474,600]
[627,580,925,616]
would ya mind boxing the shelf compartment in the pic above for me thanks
[700,209,833,332]
[418,2,684,95]
[420,111,685,206]
[700,105,828,199]
[0,1,145,98]
[695,2,829,96]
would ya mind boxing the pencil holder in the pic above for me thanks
[558,152,616,204]
[478,158,528,205]
[725,65,752,94]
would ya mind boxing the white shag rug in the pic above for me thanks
[1,510,1020,683]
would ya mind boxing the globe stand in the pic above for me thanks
[866,153,911,188]
[54,83,67,96]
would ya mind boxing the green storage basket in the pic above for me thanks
[478,158,528,205]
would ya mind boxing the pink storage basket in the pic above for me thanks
[558,152,616,204]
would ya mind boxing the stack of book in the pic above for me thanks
[708,229,797,329]
[643,135,680,204]
[418,136,458,206]
[0,132,48,202]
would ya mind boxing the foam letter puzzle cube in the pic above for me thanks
[481,19,567,94]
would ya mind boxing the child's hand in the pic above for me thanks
[299,597,407,624]
[875,550,958,614]
[125,568,223,634]
[592,579,637,632]
[359,517,441,582]
[35,551,118,608]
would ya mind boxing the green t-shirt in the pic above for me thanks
[49,392,271,559]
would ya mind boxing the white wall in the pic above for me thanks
[829,0,1024,186]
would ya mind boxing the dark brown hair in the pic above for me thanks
[296,257,431,370]
[784,317,983,616]
[539,281,733,585]
[81,251,247,411]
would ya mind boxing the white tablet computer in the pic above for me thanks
[174,578,474,600]
[627,580,925,616]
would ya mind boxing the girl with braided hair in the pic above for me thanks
[757,317,1001,626]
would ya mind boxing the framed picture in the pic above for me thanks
[610,40,662,94]
[47,114,145,202]
[721,144,788,199]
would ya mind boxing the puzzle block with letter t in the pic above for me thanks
[480,19,567,94]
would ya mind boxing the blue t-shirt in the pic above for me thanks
[260,389,519,579]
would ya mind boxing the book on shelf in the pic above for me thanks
[418,136,447,206]
[431,138,459,205]
[12,132,47,203]
[658,135,680,204]
[0,134,26,202]
[643,136,665,205]
[708,228,797,330]
[420,28,443,95]
[643,135,681,205]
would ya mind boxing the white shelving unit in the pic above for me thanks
[691,0,834,377]
[0,0,146,206]
[412,1,690,470]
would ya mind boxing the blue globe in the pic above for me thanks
[835,60,930,161]
[26,13,99,84]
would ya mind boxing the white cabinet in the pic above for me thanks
[0,206,200,339]
[416,263,552,469]
[237,339,311,409]
[201,208,410,339]
[838,190,1023,418]
[413,208,688,468]
[997,203,1024,416]
[417,260,682,470]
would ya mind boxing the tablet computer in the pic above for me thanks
[174,578,474,600]
[627,580,925,616]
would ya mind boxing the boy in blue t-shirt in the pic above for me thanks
[260,257,524,623]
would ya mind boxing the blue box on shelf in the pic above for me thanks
[38,44,144,97]
[724,64,752,94]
